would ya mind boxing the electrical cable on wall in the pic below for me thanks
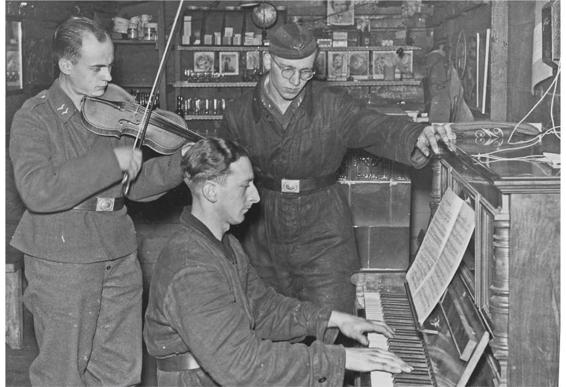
[464,60,561,168]
[507,61,561,144]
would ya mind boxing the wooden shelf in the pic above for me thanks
[319,46,421,52]
[173,81,256,88]
[176,45,266,52]
[113,39,158,46]
[173,79,421,88]
[175,45,421,52]
[327,79,422,86]
[184,115,223,120]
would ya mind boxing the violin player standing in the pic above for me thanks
[9,17,190,386]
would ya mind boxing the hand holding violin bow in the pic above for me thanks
[113,146,143,183]
[80,0,203,195]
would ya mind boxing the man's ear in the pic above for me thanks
[202,181,217,203]
[58,57,73,75]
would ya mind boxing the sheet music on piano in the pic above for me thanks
[406,189,475,326]
[353,188,490,387]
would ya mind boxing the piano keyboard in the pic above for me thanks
[362,288,435,387]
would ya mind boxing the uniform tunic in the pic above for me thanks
[144,209,346,387]
[223,78,428,342]
[9,79,185,385]
[10,80,184,262]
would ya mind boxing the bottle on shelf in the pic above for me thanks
[176,95,185,116]
[362,25,371,46]
[357,25,363,46]
[182,15,192,45]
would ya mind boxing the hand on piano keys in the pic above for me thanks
[344,346,413,374]
[327,311,413,374]
[328,311,395,346]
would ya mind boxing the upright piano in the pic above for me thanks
[353,123,560,387]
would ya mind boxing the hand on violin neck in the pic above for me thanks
[181,142,195,157]
[114,147,142,181]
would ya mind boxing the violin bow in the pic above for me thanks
[122,0,185,196]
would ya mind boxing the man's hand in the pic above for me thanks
[415,123,456,156]
[344,347,413,373]
[181,141,195,157]
[114,147,142,179]
[328,311,394,346]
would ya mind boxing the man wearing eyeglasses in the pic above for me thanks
[222,22,455,345]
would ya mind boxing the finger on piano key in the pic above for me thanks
[370,370,394,387]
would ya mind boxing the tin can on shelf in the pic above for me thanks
[144,22,158,41]
[127,23,138,40]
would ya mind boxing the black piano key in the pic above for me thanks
[394,374,434,383]
[395,379,434,386]
[389,341,424,348]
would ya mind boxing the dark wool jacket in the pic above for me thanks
[144,209,346,387]
[9,80,184,262]
[223,77,428,181]
[220,78,429,317]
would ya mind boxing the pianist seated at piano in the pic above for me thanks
[144,137,413,387]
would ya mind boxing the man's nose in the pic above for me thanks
[101,67,112,82]
[249,183,260,204]
[288,71,301,86]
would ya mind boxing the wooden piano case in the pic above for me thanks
[352,124,559,386]
[430,125,560,386]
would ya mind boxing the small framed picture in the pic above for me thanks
[395,50,413,79]
[194,51,215,73]
[327,0,355,26]
[348,51,370,80]
[246,51,261,71]
[372,51,396,80]
[314,51,327,80]
[327,51,348,80]
[219,52,239,75]
[6,19,23,91]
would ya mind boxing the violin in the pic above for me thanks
[83,0,188,195]
[81,83,204,155]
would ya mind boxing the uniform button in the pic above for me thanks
[318,377,327,383]
[105,265,111,271]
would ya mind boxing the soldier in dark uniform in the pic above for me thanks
[223,23,456,344]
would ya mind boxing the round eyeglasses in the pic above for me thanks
[271,56,316,81]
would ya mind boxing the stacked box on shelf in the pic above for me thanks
[338,150,411,270]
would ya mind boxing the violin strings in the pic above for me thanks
[150,113,203,140]
[125,100,204,141]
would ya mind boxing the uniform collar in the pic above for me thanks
[251,74,314,123]
[47,78,80,124]
[180,206,236,263]
[180,207,218,242]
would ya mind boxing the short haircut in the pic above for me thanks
[182,137,249,186]
[53,17,110,64]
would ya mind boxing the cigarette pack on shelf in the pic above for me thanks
[317,38,333,48]
[332,31,348,47]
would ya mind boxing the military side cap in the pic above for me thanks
[268,23,317,59]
